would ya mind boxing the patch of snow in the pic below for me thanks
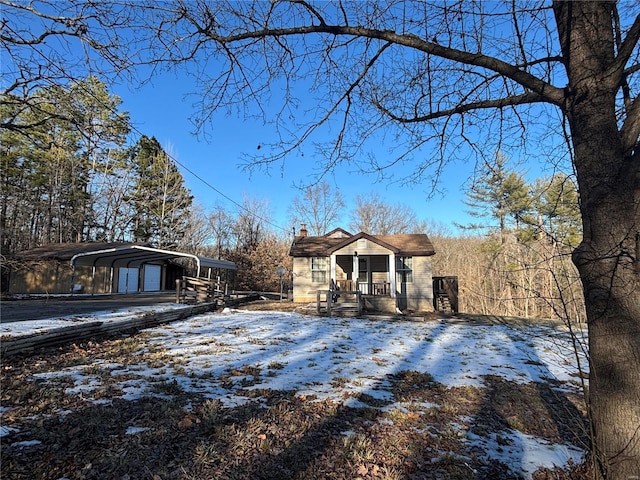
[10,439,42,447]
[466,429,585,479]
[0,425,19,437]
[125,426,151,435]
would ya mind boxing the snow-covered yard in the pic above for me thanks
[1,307,589,479]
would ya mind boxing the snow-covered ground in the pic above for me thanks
[0,301,186,337]
[1,306,589,478]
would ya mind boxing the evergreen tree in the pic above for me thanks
[462,152,532,242]
[533,174,582,249]
[69,77,131,241]
[129,136,193,248]
[0,99,29,253]
[19,85,86,246]
[0,79,130,251]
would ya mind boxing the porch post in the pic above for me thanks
[389,253,396,298]
[353,254,359,291]
[330,254,336,285]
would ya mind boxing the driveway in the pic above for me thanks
[0,293,178,323]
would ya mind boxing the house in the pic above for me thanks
[289,225,436,313]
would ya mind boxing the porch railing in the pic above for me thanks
[336,279,390,296]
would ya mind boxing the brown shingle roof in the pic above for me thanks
[289,231,435,257]
[289,236,345,256]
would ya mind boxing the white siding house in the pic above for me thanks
[289,227,436,313]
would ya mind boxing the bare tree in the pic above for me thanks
[349,192,427,234]
[207,205,234,260]
[177,203,212,256]
[230,195,271,252]
[3,1,639,477]
[288,181,344,235]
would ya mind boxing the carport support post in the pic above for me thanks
[109,267,114,294]
[330,255,336,285]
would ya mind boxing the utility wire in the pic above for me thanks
[168,153,289,234]
[12,25,291,235]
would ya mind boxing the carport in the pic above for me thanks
[70,245,236,294]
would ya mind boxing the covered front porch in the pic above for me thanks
[330,253,398,298]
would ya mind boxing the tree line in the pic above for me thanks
[1,79,583,316]
[1,78,193,253]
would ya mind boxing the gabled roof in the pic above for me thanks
[289,230,435,257]
[324,228,353,238]
[371,234,436,256]
[290,235,344,256]
[327,232,400,254]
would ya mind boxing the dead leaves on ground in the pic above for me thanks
[1,340,589,480]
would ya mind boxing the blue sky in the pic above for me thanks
[113,71,481,236]
[6,2,569,239]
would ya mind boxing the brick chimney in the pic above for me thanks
[300,223,308,237]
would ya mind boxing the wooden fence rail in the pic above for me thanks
[176,276,227,305]
[1,304,214,358]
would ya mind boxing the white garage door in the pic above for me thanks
[118,267,139,293]
[143,264,162,292]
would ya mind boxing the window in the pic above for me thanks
[311,257,328,283]
[396,256,413,283]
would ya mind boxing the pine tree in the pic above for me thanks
[0,79,131,251]
[129,136,193,248]
[534,174,582,249]
[69,77,130,241]
[462,152,532,242]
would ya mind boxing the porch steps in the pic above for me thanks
[436,294,453,313]
[329,301,361,317]
[433,276,459,313]
[317,290,363,317]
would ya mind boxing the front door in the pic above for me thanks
[357,257,370,294]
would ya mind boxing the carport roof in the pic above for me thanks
[70,245,236,274]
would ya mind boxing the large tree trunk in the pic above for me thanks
[573,135,640,479]
[555,2,640,478]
